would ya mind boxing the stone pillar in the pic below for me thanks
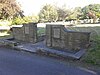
[23,22,37,43]
[29,23,37,43]
[46,25,52,46]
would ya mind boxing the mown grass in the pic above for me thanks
[37,27,45,36]
[0,31,12,39]
[82,36,100,66]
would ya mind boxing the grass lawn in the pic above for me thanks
[37,27,45,36]
[0,31,12,39]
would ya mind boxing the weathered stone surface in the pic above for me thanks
[53,28,60,38]
[25,26,29,34]
[46,24,90,52]
[12,23,37,43]
[46,25,52,47]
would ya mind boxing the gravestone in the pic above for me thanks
[12,22,37,43]
[46,24,90,52]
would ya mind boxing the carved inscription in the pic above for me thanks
[53,28,60,38]
[25,26,29,34]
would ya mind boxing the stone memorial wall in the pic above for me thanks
[12,23,37,43]
[46,24,90,51]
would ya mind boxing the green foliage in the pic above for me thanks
[11,17,25,25]
[12,15,39,25]
[82,4,100,19]
[67,7,82,20]
[56,6,70,21]
[38,4,100,21]
[23,15,39,23]
[83,37,100,66]
[39,4,58,22]
[37,27,45,36]
[96,12,100,18]
[0,0,21,19]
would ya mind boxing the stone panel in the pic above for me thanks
[25,26,29,34]
[53,28,60,38]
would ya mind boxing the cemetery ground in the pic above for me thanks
[0,28,100,72]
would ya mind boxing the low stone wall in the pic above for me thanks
[66,26,100,40]
[46,24,90,51]
[12,23,37,43]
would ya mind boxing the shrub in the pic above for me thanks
[11,17,25,25]
[11,15,39,25]
[83,36,100,66]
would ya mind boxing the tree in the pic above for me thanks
[65,7,82,21]
[56,7,70,21]
[12,15,39,25]
[82,4,100,19]
[39,4,58,22]
[0,0,21,19]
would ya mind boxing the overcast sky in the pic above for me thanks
[17,0,100,16]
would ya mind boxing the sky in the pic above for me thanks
[17,0,100,16]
